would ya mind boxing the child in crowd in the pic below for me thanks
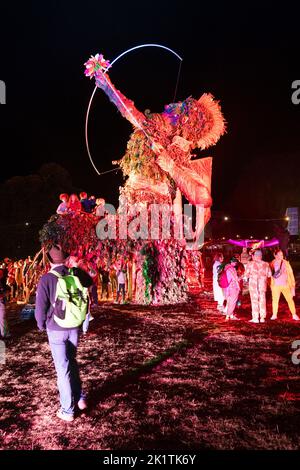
[80,192,92,213]
[89,196,96,213]
[56,194,69,215]
[68,194,82,213]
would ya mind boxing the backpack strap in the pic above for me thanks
[49,268,73,279]
[48,270,63,308]
[49,269,62,278]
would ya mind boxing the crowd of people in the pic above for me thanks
[1,242,298,339]
[0,256,41,338]
[56,192,106,216]
[212,247,299,323]
[0,251,128,340]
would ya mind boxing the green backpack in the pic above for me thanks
[50,269,89,328]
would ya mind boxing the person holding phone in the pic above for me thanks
[270,249,299,321]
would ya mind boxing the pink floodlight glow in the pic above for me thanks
[228,238,279,248]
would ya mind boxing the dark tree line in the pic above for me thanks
[0,163,80,258]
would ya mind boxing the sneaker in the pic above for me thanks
[270,315,277,320]
[56,410,74,422]
[292,314,300,321]
[78,398,88,410]
[230,315,240,320]
[249,319,259,323]
[260,319,265,323]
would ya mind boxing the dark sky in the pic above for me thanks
[0,1,299,210]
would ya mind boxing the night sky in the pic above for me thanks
[0,1,299,211]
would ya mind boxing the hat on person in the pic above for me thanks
[230,256,239,263]
[47,244,69,264]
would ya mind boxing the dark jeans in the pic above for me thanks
[90,284,98,305]
[102,282,109,299]
[116,283,125,302]
[47,329,84,417]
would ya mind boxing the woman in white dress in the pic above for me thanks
[212,252,225,312]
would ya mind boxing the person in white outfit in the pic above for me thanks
[116,264,126,304]
[212,252,225,313]
[244,250,271,323]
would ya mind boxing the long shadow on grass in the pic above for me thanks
[88,339,191,408]
[87,322,212,409]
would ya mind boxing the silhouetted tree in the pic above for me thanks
[0,163,78,258]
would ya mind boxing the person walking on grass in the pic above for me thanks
[100,268,110,301]
[244,250,271,323]
[270,249,299,321]
[35,245,93,422]
[241,247,250,268]
[115,263,126,304]
[224,257,240,321]
[212,252,225,313]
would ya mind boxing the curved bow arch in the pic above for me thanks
[85,44,183,175]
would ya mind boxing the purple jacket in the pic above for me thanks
[35,265,93,331]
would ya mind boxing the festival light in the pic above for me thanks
[228,238,279,248]
[224,216,229,221]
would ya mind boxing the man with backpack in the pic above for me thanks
[35,244,93,422]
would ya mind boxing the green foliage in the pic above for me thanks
[38,215,63,250]
[120,130,165,180]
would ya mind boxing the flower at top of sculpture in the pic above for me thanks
[84,54,111,79]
